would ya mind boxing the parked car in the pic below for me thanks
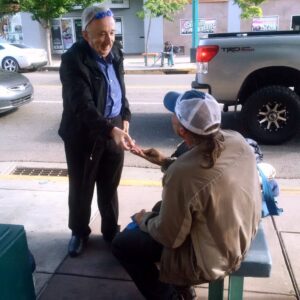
[0,69,33,113]
[0,43,48,72]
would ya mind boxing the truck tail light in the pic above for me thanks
[196,45,219,62]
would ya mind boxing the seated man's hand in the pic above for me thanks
[132,209,146,225]
[131,147,167,166]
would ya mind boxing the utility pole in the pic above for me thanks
[191,0,199,62]
[192,0,199,48]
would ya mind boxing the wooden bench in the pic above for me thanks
[208,222,272,300]
[141,52,161,66]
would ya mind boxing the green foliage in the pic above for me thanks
[0,0,100,27]
[233,0,265,19]
[137,0,188,22]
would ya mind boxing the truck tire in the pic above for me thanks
[241,85,300,144]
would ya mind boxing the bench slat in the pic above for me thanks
[232,223,272,277]
[208,222,272,300]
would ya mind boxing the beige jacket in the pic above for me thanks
[140,130,261,285]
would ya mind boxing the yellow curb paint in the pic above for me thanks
[1,174,300,192]
[0,174,161,187]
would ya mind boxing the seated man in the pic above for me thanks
[161,41,174,67]
[112,90,262,300]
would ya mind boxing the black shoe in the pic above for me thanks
[103,225,120,243]
[174,285,196,300]
[68,235,88,257]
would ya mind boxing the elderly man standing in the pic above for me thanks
[58,5,134,257]
[112,90,261,299]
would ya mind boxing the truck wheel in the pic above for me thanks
[241,85,300,144]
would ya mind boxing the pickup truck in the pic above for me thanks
[192,30,300,144]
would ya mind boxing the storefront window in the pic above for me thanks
[103,0,130,8]
[74,19,82,42]
[51,19,63,51]
[291,16,300,30]
[115,17,123,47]
[51,16,123,53]
[51,18,80,53]
[0,13,23,43]
[61,19,74,50]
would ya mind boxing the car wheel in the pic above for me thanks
[241,85,300,144]
[2,57,20,72]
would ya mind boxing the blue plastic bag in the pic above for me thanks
[258,166,283,217]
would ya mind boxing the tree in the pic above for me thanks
[137,0,188,66]
[233,0,266,19]
[0,0,100,65]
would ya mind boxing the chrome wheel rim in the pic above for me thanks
[258,101,288,132]
[3,59,17,72]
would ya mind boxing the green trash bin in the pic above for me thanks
[0,224,36,300]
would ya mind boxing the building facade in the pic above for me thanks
[164,0,300,55]
[0,0,299,56]
[50,0,153,54]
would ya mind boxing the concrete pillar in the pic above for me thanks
[227,0,241,32]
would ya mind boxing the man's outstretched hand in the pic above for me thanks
[130,146,167,166]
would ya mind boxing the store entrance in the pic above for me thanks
[51,17,123,54]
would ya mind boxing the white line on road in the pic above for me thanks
[33,100,163,105]
[33,85,188,89]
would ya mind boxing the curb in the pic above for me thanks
[41,66,196,75]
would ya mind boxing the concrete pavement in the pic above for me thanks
[1,55,299,299]
[0,159,299,299]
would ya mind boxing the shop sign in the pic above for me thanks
[180,18,216,35]
[252,16,279,31]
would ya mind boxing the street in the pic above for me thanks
[0,71,300,300]
[0,71,300,178]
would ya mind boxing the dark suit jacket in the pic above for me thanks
[58,40,131,146]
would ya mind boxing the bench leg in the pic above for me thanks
[208,279,224,300]
[152,54,161,66]
[228,275,244,300]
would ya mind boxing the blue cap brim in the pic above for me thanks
[163,91,180,113]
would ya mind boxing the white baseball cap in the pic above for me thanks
[164,90,221,135]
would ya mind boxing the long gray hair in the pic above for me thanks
[190,128,225,169]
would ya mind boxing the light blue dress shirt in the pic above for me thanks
[96,53,122,118]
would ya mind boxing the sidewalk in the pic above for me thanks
[43,53,197,74]
[1,51,299,299]
[0,160,299,299]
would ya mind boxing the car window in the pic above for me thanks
[11,44,28,49]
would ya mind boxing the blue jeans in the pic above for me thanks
[161,52,174,66]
